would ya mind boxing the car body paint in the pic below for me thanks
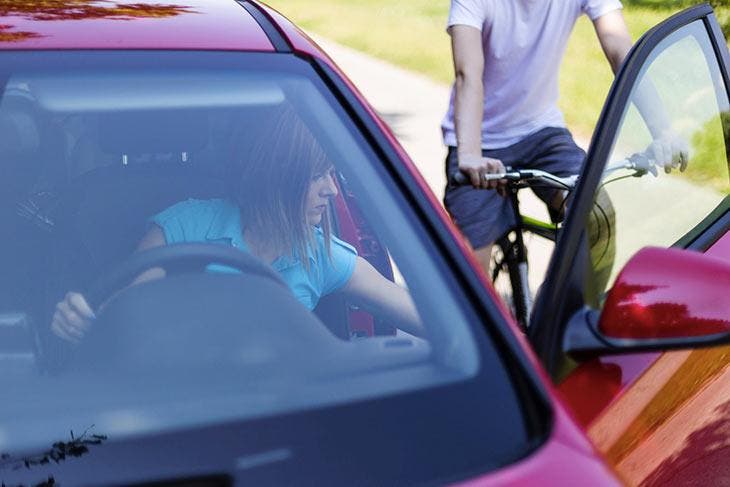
[559,230,730,484]
[456,405,620,486]
[598,247,730,339]
[706,230,730,262]
[0,0,273,51]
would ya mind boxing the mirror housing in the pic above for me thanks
[564,246,730,357]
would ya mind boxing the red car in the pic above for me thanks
[0,2,728,486]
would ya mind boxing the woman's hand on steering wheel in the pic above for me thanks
[50,243,287,343]
[51,291,95,343]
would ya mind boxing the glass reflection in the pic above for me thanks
[0,1,195,43]
[586,20,730,302]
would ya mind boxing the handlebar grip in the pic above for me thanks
[450,171,510,185]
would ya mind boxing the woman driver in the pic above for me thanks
[51,108,423,342]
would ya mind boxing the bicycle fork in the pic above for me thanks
[505,188,532,330]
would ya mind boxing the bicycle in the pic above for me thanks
[451,152,656,331]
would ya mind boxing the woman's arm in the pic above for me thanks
[51,225,166,342]
[342,256,425,338]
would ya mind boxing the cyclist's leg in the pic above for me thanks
[443,146,516,276]
[520,127,585,222]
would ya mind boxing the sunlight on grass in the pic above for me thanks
[266,0,452,83]
[690,113,730,193]
[266,1,728,190]
[561,9,681,139]
[266,1,680,139]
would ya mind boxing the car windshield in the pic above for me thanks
[0,51,541,484]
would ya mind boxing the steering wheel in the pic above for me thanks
[85,243,287,311]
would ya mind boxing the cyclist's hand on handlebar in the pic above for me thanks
[647,129,689,174]
[458,153,507,192]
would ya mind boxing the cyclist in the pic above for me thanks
[442,0,685,276]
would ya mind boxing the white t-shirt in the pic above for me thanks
[441,0,622,149]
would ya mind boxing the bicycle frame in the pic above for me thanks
[493,186,560,331]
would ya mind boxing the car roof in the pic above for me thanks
[0,0,282,51]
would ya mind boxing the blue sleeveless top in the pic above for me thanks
[152,198,357,310]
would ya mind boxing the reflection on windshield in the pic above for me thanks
[0,25,41,43]
[0,1,195,20]
[0,1,196,43]
[1,426,107,481]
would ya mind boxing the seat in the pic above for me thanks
[49,109,227,294]
[0,95,55,312]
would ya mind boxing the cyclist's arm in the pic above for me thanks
[593,9,632,74]
[449,24,505,188]
[450,24,483,161]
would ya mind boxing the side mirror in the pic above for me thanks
[564,246,730,356]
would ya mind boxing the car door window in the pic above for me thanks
[584,19,730,304]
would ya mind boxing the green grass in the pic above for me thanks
[266,0,452,83]
[265,1,683,138]
[561,9,682,139]
[266,1,730,190]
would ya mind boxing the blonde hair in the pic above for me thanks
[231,106,332,266]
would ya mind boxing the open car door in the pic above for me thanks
[529,5,730,485]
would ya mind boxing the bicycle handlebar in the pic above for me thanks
[450,168,577,190]
[603,152,658,178]
[450,151,659,190]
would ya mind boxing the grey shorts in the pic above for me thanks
[443,126,585,249]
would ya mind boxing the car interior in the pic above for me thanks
[0,83,405,370]
[0,56,495,453]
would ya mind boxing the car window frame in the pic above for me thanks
[529,4,730,376]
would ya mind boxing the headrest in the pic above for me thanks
[98,110,209,155]
[0,108,40,157]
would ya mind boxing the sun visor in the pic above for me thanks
[0,109,39,157]
[21,72,285,112]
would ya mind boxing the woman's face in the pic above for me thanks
[305,167,338,225]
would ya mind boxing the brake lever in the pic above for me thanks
[627,152,658,177]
